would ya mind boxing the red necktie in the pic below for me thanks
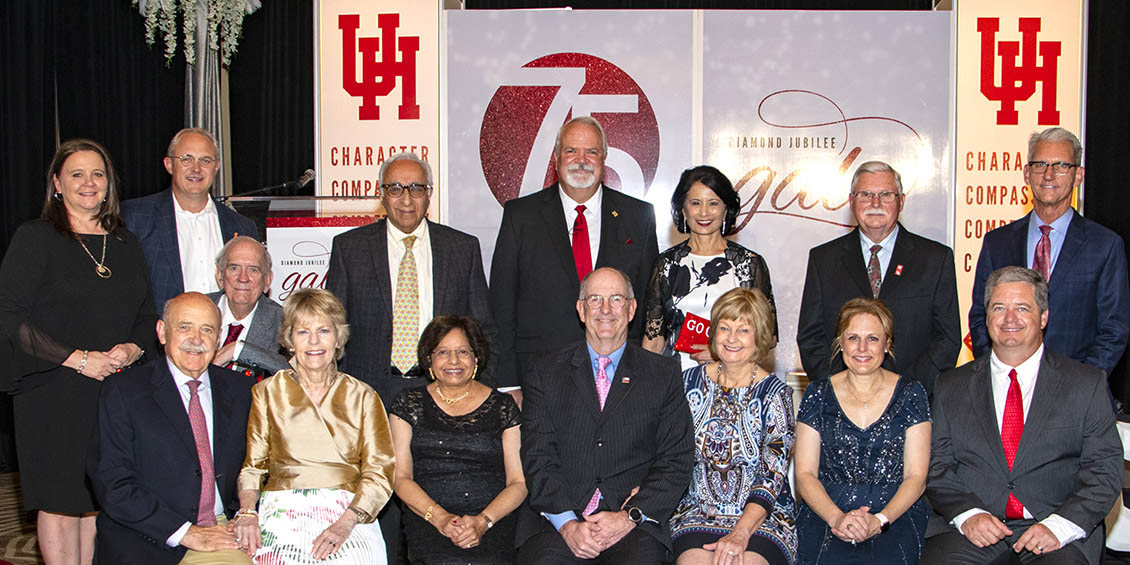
[1033,225,1052,280]
[583,356,612,516]
[187,380,217,526]
[1001,368,1025,520]
[222,323,243,369]
[572,205,593,282]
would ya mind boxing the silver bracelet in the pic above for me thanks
[77,350,88,374]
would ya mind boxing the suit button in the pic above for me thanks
[595,478,602,485]
[195,469,202,477]
[1008,482,1015,490]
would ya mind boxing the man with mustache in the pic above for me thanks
[490,117,659,397]
[969,127,1129,385]
[88,292,256,564]
[122,128,259,311]
[797,160,960,395]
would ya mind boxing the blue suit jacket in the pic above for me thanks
[970,211,1130,374]
[121,189,259,310]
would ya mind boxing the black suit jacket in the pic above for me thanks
[489,185,658,387]
[969,211,1130,375]
[797,225,960,394]
[517,342,694,550]
[121,188,259,311]
[88,360,255,565]
[926,350,1122,565]
[324,219,496,402]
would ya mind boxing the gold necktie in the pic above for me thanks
[391,236,419,372]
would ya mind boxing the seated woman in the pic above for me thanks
[232,288,395,564]
[794,298,931,564]
[389,315,525,564]
[670,287,797,565]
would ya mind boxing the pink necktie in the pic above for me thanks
[187,380,217,526]
[222,323,243,369]
[1001,369,1025,520]
[572,205,593,282]
[583,356,612,515]
[1033,225,1052,281]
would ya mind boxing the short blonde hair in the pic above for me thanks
[707,288,776,364]
[279,288,350,360]
[830,298,895,362]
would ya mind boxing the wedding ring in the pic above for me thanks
[727,550,736,556]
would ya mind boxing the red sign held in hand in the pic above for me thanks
[673,313,711,355]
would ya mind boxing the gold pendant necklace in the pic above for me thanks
[436,386,469,405]
[78,234,112,279]
[846,375,883,408]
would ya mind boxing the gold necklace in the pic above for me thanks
[716,363,762,390]
[846,374,884,408]
[78,234,111,279]
[435,386,469,405]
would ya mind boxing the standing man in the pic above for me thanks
[208,236,287,376]
[797,161,960,394]
[970,127,1130,377]
[88,292,257,564]
[922,266,1121,564]
[490,116,659,391]
[517,267,693,564]
[123,128,259,310]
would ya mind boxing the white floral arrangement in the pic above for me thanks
[133,0,262,66]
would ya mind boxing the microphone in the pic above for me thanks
[296,169,315,188]
[220,169,317,200]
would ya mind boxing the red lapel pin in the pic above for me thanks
[895,264,904,276]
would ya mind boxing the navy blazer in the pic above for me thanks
[122,189,259,311]
[88,359,255,565]
[489,185,659,387]
[970,211,1130,375]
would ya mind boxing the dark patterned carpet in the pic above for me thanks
[0,474,39,564]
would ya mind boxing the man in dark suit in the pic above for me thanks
[970,127,1129,378]
[122,128,259,310]
[207,235,287,377]
[518,267,693,564]
[490,116,659,392]
[922,266,1121,565]
[797,160,960,394]
[88,292,257,564]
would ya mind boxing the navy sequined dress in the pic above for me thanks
[795,376,930,565]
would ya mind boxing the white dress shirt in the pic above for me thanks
[174,196,224,295]
[950,345,1086,546]
[165,360,226,547]
[560,187,603,272]
[218,295,259,363]
[859,224,899,284]
[387,220,433,338]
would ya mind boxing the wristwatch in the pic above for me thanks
[875,512,891,533]
[627,506,645,524]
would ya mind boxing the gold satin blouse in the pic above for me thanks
[237,369,395,521]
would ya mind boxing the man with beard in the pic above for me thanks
[490,117,659,396]
[797,160,960,395]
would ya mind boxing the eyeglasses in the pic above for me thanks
[168,154,217,167]
[432,348,474,360]
[381,182,432,198]
[583,294,629,310]
[850,190,901,203]
[1027,161,1079,175]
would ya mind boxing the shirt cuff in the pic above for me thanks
[543,510,579,531]
[497,386,520,393]
[167,521,192,547]
[951,508,988,535]
[1041,514,1086,546]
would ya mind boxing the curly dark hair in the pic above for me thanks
[417,315,490,376]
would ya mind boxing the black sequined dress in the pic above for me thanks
[795,376,931,564]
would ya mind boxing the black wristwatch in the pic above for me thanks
[627,506,645,524]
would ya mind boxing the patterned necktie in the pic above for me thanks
[1001,368,1025,520]
[222,323,243,369]
[572,205,593,282]
[583,356,612,516]
[867,244,883,297]
[1033,225,1053,281]
[186,380,217,526]
[391,236,419,373]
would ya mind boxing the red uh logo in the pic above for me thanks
[978,17,1061,126]
[339,13,420,121]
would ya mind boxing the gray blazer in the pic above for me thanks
[207,292,288,375]
[926,350,1122,564]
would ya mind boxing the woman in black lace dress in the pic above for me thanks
[389,316,526,564]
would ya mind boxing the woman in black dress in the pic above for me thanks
[389,316,526,564]
[0,139,154,564]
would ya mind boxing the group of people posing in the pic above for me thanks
[0,117,1126,565]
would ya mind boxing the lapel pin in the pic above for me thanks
[895,264,904,276]
[621,376,630,384]
[612,210,619,217]
[626,238,633,245]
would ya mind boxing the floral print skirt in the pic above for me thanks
[255,488,386,565]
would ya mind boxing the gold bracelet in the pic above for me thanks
[235,509,258,519]
[348,505,372,523]
[424,504,435,523]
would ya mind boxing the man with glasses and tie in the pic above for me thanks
[517,267,692,564]
[922,266,1121,565]
[122,128,259,311]
[970,127,1130,380]
[325,151,496,562]
[798,160,961,395]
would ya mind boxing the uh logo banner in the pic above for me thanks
[314,0,441,214]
